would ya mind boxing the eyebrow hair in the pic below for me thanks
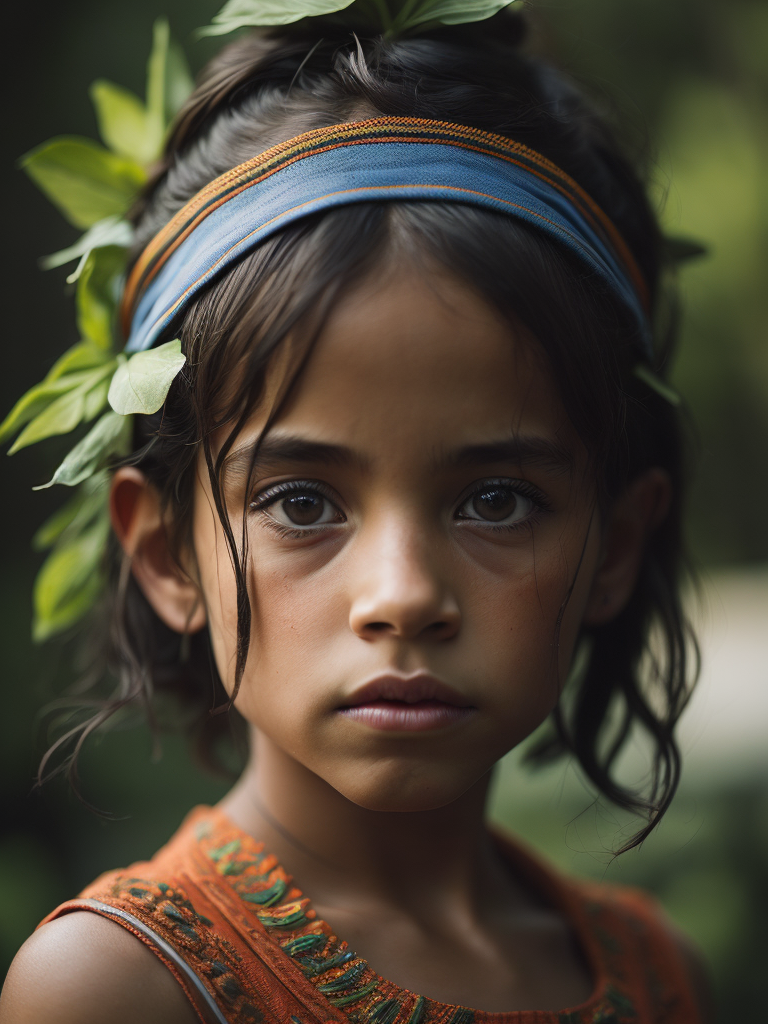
[223,435,366,482]
[442,437,574,474]
[223,431,573,483]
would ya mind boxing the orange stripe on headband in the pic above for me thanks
[122,117,651,356]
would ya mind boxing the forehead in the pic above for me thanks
[262,267,579,466]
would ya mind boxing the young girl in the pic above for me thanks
[0,3,712,1022]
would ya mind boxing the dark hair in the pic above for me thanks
[45,10,696,852]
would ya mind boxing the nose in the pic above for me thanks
[348,515,461,642]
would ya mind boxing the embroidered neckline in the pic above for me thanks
[191,806,636,1024]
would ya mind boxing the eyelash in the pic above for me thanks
[249,477,552,539]
[249,479,342,540]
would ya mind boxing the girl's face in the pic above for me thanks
[192,266,603,811]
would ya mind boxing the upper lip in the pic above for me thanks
[341,672,472,708]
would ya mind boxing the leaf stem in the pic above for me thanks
[391,0,422,33]
[369,0,394,32]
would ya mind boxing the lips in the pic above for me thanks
[338,673,474,732]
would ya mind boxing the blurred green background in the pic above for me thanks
[2,1,766,1020]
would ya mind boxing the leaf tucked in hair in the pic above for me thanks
[201,1,357,35]
[1,374,92,447]
[393,0,517,30]
[7,363,116,454]
[34,412,130,490]
[33,475,109,551]
[76,248,127,350]
[40,216,134,276]
[33,513,110,641]
[165,37,195,120]
[91,81,160,166]
[46,343,115,382]
[20,137,146,230]
[108,339,186,416]
[202,0,519,36]
[663,235,709,265]
[7,20,193,640]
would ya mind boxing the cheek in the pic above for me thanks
[198,527,353,723]
[466,565,563,729]
[248,557,348,672]
[463,520,600,730]
[469,520,596,650]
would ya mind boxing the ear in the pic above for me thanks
[110,467,207,635]
[582,467,671,626]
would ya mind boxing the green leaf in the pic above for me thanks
[108,339,186,415]
[35,412,128,490]
[663,235,709,265]
[33,514,110,641]
[634,365,682,407]
[83,377,111,420]
[0,368,106,446]
[165,38,195,120]
[1,349,114,447]
[10,389,86,454]
[46,343,113,382]
[145,19,170,157]
[34,567,103,641]
[201,0,356,34]
[76,247,126,349]
[20,136,146,230]
[40,215,133,275]
[91,80,159,165]
[9,364,115,453]
[33,474,109,550]
[33,492,87,550]
[400,0,517,29]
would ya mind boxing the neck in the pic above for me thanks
[220,729,508,923]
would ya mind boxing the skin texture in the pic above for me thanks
[0,912,206,1024]
[1,266,714,1022]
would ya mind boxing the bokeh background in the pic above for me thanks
[2,1,766,1019]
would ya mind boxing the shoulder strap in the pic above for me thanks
[42,897,228,1024]
[38,808,347,1024]
[41,872,280,1024]
[569,878,703,1023]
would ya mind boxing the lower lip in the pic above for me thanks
[339,700,474,732]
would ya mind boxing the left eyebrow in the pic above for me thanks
[442,437,574,474]
[222,435,365,484]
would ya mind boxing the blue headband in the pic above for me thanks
[122,118,652,357]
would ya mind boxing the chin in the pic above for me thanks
[330,763,482,813]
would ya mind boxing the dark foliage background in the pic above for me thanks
[2,2,766,1019]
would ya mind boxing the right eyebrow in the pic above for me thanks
[442,437,575,475]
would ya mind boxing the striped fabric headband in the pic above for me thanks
[122,117,652,357]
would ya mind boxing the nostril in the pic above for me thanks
[425,620,459,640]
[360,618,458,639]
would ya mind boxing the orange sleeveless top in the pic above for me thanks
[40,806,700,1024]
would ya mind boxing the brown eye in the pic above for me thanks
[474,487,518,521]
[281,493,326,525]
[253,485,344,531]
[458,484,534,526]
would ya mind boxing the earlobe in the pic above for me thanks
[583,468,671,626]
[110,468,207,635]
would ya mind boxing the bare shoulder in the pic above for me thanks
[664,921,717,1024]
[0,911,203,1024]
